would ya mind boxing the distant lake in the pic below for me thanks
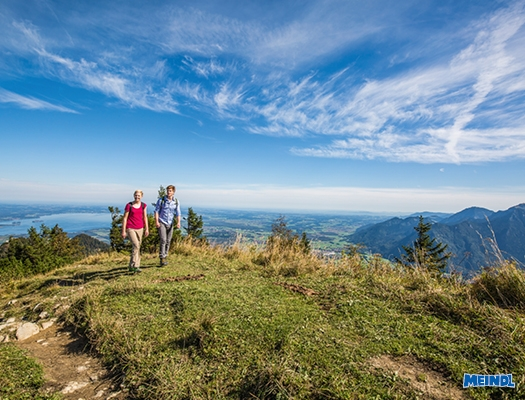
[0,206,395,250]
[0,212,111,237]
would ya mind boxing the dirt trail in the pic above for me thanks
[369,355,468,400]
[17,323,127,400]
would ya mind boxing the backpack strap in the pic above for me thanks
[160,197,178,211]
[158,197,179,226]
[128,202,146,211]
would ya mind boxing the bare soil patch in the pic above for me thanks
[275,282,319,296]
[17,323,127,400]
[152,274,205,283]
[369,354,468,400]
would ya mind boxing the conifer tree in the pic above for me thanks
[184,207,207,243]
[397,216,451,274]
[269,216,295,243]
[266,216,311,255]
[108,206,129,252]
[152,185,166,208]
[300,231,311,255]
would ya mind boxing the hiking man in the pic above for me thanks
[154,185,181,266]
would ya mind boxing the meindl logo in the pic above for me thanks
[463,374,516,388]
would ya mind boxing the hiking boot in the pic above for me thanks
[158,258,165,267]
[134,267,142,273]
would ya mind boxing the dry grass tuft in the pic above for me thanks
[471,261,525,309]
[82,251,127,265]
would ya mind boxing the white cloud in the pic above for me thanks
[214,83,244,111]
[292,126,525,163]
[158,1,384,68]
[2,178,524,213]
[182,56,228,78]
[39,49,180,113]
[160,184,525,214]
[0,88,78,113]
[285,3,525,163]
[4,19,180,113]
[0,178,135,205]
[2,1,525,165]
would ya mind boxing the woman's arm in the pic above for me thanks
[122,208,129,238]
[143,205,149,237]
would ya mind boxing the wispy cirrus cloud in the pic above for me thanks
[182,57,228,78]
[283,2,525,163]
[0,88,78,113]
[3,17,180,113]
[2,0,525,165]
[292,127,525,163]
[34,45,180,113]
[159,1,383,67]
[1,0,387,111]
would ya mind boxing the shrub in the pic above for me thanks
[0,224,82,281]
[470,261,525,309]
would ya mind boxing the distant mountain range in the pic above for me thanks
[348,204,525,277]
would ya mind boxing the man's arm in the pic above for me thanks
[175,202,181,229]
[154,199,161,228]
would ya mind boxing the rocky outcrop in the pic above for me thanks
[1,309,58,342]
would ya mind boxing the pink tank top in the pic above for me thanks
[125,203,146,229]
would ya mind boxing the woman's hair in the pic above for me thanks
[134,190,143,196]
[166,185,176,192]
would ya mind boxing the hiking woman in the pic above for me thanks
[122,190,149,272]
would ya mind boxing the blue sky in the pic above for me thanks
[1,0,525,213]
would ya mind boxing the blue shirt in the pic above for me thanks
[154,197,180,225]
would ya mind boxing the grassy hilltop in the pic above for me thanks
[1,238,525,399]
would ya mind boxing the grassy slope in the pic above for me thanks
[1,245,525,399]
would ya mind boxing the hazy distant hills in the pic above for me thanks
[348,204,525,277]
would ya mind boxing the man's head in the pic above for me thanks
[166,185,176,198]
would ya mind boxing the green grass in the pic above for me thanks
[0,343,61,400]
[1,246,525,399]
